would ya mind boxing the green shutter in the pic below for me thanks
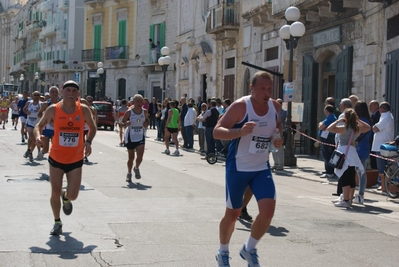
[94,24,102,61]
[159,23,165,47]
[118,20,126,46]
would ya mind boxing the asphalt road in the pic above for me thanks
[1,125,399,267]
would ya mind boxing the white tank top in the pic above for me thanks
[125,108,146,143]
[226,96,277,172]
[27,101,41,125]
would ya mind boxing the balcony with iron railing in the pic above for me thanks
[82,49,103,63]
[105,46,129,60]
[59,0,69,10]
[40,60,55,71]
[26,21,43,34]
[26,51,42,62]
[39,24,56,40]
[206,1,240,36]
[84,0,106,8]
[56,30,67,43]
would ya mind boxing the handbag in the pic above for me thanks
[328,130,354,169]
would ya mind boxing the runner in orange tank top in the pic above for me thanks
[33,80,97,236]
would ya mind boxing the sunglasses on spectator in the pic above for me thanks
[33,94,40,97]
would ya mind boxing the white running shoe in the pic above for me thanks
[353,194,364,205]
[164,149,170,155]
[331,194,343,203]
[334,200,350,208]
[173,150,180,156]
[37,151,44,160]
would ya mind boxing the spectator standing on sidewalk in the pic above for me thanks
[155,103,163,141]
[196,103,207,153]
[353,101,372,204]
[179,97,188,148]
[369,100,380,170]
[371,101,395,192]
[213,71,283,267]
[318,105,337,178]
[334,98,353,196]
[148,97,158,130]
[325,97,341,119]
[184,102,197,149]
[272,98,287,170]
[327,108,371,207]
[199,100,219,156]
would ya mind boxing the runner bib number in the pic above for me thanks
[249,136,270,154]
[131,126,143,136]
[59,132,79,147]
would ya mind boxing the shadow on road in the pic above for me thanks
[29,232,97,259]
[236,220,290,237]
[124,182,152,190]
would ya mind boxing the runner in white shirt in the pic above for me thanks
[22,91,42,161]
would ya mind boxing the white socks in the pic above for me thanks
[245,235,259,251]
[219,243,229,252]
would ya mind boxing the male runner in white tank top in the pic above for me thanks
[213,71,283,267]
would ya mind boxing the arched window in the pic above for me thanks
[117,79,126,99]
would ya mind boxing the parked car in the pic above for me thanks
[92,101,115,131]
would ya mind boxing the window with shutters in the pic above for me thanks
[94,24,102,61]
[149,23,165,63]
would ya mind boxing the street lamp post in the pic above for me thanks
[279,6,306,166]
[20,74,24,93]
[34,72,39,93]
[96,62,104,100]
[157,46,171,101]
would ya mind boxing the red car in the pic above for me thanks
[92,101,115,131]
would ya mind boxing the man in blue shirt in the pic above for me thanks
[318,105,337,178]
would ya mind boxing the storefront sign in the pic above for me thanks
[282,102,304,123]
[283,82,294,102]
[313,26,341,48]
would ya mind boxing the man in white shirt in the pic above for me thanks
[371,101,395,192]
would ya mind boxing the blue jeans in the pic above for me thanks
[156,120,162,139]
[205,127,215,155]
[320,136,335,174]
[185,125,194,148]
[357,158,367,196]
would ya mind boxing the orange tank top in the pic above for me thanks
[50,102,85,164]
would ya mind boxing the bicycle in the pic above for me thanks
[382,145,399,199]
[206,140,229,165]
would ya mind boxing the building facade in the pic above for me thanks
[2,0,398,153]
[240,0,399,153]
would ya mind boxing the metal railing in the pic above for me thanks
[105,46,129,60]
[206,0,240,33]
[26,51,42,62]
[82,49,103,62]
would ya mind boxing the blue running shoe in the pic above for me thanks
[215,250,230,267]
[240,244,260,267]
